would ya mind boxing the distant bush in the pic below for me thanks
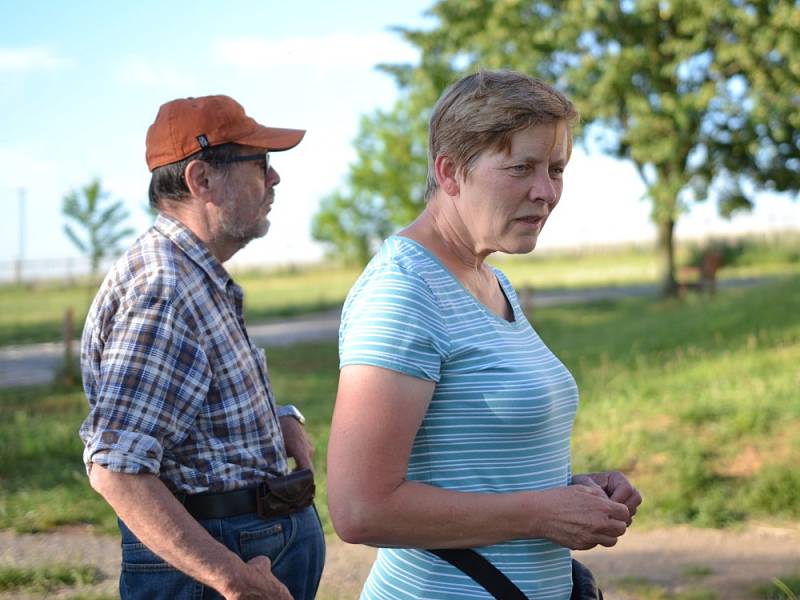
[746,466,800,518]
[685,235,800,270]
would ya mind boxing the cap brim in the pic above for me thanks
[237,126,306,152]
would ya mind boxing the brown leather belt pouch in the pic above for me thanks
[256,468,315,518]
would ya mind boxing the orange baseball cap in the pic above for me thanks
[145,95,305,171]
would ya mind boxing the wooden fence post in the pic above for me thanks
[63,308,76,385]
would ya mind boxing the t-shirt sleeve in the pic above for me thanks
[339,266,449,381]
[80,295,211,475]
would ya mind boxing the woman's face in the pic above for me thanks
[453,121,569,256]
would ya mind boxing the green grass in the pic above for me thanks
[0,266,361,347]
[1,276,798,536]
[0,341,341,536]
[267,342,340,535]
[615,576,718,599]
[752,574,800,599]
[3,232,798,347]
[0,386,117,533]
[682,565,714,579]
[234,264,360,322]
[0,564,100,593]
[0,281,95,347]
[554,276,800,527]
[492,231,800,289]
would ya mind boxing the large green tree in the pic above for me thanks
[314,0,799,293]
[63,179,134,279]
[312,61,457,265]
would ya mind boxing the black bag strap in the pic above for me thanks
[429,548,528,600]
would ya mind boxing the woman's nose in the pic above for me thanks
[529,173,557,205]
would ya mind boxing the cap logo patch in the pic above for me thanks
[197,134,209,149]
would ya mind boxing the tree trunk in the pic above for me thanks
[657,218,678,297]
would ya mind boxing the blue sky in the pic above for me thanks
[1,0,797,277]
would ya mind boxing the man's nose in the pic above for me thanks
[267,166,280,187]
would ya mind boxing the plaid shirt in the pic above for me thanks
[80,214,288,494]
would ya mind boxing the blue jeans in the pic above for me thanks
[118,505,325,599]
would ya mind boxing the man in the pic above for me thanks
[79,95,325,600]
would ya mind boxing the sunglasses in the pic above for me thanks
[209,152,271,177]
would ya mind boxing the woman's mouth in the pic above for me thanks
[516,215,545,227]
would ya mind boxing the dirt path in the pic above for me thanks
[1,523,798,599]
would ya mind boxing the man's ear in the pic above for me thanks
[184,160,222,206]
[433,154,460,197]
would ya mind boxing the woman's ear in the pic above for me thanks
[184,159,222,206]
[434,154,460,197]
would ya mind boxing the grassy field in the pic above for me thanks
[0,266,361,347]
[2,231,798,347]
[1,274,798,540]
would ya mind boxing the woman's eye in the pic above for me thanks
[508,164,529,174]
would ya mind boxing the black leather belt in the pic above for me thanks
[178,469,315,521]
[180,487,261,520]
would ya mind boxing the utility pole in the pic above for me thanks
[15,188,26,284]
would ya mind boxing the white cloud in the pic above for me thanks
[114,59,197,89]
[0,47,73,71]
[210,32,418,70]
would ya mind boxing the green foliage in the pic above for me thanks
[3,276,800,537]
[746,466,800,518]
[311,98,432,265]
[682,234,800,273]
[614,576,718,599]
[548,275,800,527]
[62,179,134,278]
[0,264,361,347]
[0,564,100,592]
[682,565,713,579]
[311,188,394,266]
[685,240,744,270]
[315,0,800,290]
[0,280,92,346]
[311,48,459,265]
[1,238,798,347]
[0,386,117,533]
[753,574,800,599]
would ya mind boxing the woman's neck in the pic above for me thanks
[400,200,495,292]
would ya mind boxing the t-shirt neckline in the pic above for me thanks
[390,235,521,326]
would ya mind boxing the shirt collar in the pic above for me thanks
[153,213,233,292]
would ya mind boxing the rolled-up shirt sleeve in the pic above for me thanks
[81,294,210,475]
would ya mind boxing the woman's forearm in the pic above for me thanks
[330,477,631,550]
[331,480,539,548]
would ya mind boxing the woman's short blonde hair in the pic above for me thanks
[426,70,578,199]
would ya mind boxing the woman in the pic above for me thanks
[327,70,642,599]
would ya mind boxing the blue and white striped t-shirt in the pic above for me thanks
[339,236,579,600]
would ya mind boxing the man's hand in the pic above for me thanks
[572,471,642,523]
[221,556,293,600]
[534,484,631,550]
[279,415,314,472]
[88,465,295,598]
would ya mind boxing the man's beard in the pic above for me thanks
[218,191,273,246]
